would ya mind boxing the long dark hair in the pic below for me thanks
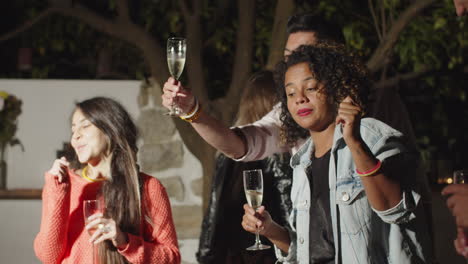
[234,70,277,126]
[274,43,370,146]
[76,97,141,264]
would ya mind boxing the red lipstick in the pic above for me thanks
[297,108,313,116]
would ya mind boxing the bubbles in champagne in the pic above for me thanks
[167,55,186,80]
[245,190,263,209]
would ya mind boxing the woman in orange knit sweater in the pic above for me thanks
[34,97,180,264]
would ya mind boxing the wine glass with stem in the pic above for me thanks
[243,169,271,251]
[83,199,103,264]
[165,37,186,116]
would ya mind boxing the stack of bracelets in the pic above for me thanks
[179,98,202,123]
[356,159,382,177]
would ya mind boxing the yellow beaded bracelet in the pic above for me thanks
[180,104,202,123]
[179,98,198,119]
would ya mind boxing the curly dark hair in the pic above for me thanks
[274,42,370,146]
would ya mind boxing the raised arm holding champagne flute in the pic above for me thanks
[166,37,186,116]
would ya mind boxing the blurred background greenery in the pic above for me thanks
[0,0,467,187]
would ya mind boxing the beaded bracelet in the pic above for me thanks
[356,160,382,177]
[179,98,199,119]
[180,104,202,123]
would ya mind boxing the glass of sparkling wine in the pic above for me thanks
[243,169,271,251]
[83,200,103,264]
[166,37,186,116]
[453,169,468,259]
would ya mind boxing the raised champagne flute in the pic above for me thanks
[243,169,271,251]
[166,37,186,116]
[83,200,103,264]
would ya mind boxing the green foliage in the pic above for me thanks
[1,0,467,169]
[392,1,468,169]
[0,0,275,95]
[342,23,372,56]
[394,2,466,73]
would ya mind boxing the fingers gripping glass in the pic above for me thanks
[83,200,103,264]
[165,37,186,116]
[243,169,271,251]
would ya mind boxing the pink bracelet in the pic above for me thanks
[356,160,382,177]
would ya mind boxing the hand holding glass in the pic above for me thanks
[453,170,468,261]
[166,37,186,116]
[83,200,103,263]
[243,169,271,251]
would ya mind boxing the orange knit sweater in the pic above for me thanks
[34,169,180,264]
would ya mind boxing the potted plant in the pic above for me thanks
[0,91,23,190]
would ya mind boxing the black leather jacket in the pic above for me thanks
[196,153,292,263]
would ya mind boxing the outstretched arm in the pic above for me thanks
[162,77,247,159]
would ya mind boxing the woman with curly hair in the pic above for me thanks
[241,44,432,263]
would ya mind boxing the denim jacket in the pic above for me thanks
[274,118,432,263]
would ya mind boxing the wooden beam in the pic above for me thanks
[0,189,42,199]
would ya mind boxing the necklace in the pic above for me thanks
[82,166,105,182]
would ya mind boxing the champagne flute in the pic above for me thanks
[166,37,186,116]
[83,200,103,264]
[453,170,468,257]
[454,170,468,184]
[243,169,271,251]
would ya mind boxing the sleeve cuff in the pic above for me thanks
[43,172,70,193]
[372,190,420,224]
[117,233,141,255]
[230,127,249,161]
[273,226,296,263]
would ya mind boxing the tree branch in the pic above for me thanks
[178,0,190,18]
[368,0,382,41]
[178,0,207,102]
[374,66,430,89]
[54,2,166,83]
[380,0,386,38]
[176,0,215,210]
[54,4,128,40]
[266,0,295,70]
[193,0,202,16]
[223,0,255,123]
[203,1,231,47]
[366,0,436,73]
[115,0,130,21]
[206,0,230,36]
[0,8,57,43]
